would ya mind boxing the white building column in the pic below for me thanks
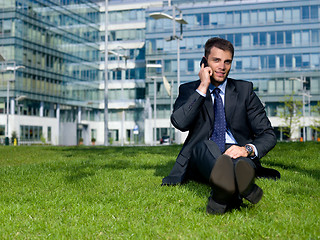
[10,98,15,115]
[40,101,44,117]
[56,104,60,120]
[78,106,82,123]
[121,109,125,146]
[56,104,60,145]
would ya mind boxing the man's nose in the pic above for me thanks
[218,61,225,70]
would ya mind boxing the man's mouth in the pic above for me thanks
[215,72,225,77]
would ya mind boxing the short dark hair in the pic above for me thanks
[204,37,234,58]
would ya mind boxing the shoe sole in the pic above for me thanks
[210,155,235,194]
[235,160,255,194]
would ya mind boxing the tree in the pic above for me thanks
[310,101,320,137]
[277,93,303,140]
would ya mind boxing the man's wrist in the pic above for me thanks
[196,89,206,97]
[245,144,254,157]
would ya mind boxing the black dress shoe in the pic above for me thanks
[206,196,228,215]
[243,184,263,204]
[235,160,263,204]
[209,154,236,199]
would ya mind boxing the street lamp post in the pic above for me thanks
[108,48,129,146]
[149,6,187,144]
[146,63,162,145]
[104,0,109,146]
[149,7,187,92]
[289,76,311,142]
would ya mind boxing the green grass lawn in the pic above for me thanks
[0,142,319,239]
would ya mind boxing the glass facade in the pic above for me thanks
[146,0,320,141]
[98,1,161,145]
[0,0,319,144]
[0,0,101,144]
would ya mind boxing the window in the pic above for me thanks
[302,6,310,20]
[187,59,194,72]
[302,30,310,45]
[286,54,293,67]
[277,31,284,44]
[276,78,284,93]
[258,10,266,24]
[293,31,301,46]
[311,53,320,68]
[251,56,259,69]
[136,88,145,99]
[278,55,284,68]
[226,12,233,25]
[243,57,250,70]
[235,60,242,70]
[302,54,310,68]
[3,19,12,35]
[47,127,51,142]
[195,14,201,26]
[284,8,292,22]
[217,12,226,25]
[91,128,97,140]
[251,10,258,24]
[311,29,319,43]
[292,7,300,22]
[235,34,241,47]
[286,31,292,44]
[311,5,319,19]
[242,11,249,25]
[20,125,43,141]
[268,55,276,68]
[227,34,234,45]
[261,56,267,69]
[253,33,259,46]
[276,8,283,22]
[267,9,275,23]
[203,13,209,25]
[164,60,171,72]
[270,32,276,45]
[242,34,250,47]
[0,125,5,136]
[260,32,267,46]
[234,11,240,25]
[210,13,218,26]
[294,55,302,68]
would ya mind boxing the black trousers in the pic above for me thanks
[187,140,256,184]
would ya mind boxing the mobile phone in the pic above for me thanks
[200,57,208,67]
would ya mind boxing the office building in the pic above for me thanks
[1,0,319,145]
[145,0,320,142]
[0,0,101,145]
[99,0,163,145]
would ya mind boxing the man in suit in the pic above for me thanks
[162,37,279,214]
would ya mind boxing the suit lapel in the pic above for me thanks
[225,79,238,123]
[203,79,238,127]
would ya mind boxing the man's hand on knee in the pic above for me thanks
[224,145,247,159]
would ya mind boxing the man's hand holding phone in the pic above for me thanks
[197,57,212,95]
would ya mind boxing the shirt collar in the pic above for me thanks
[209,78,227,95]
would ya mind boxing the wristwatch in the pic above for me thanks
[245,144,254,157]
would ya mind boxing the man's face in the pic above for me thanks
[207,47,233,87]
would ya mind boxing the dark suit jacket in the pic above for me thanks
[162,78,279,185]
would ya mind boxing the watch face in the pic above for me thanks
[246,145,253,153]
